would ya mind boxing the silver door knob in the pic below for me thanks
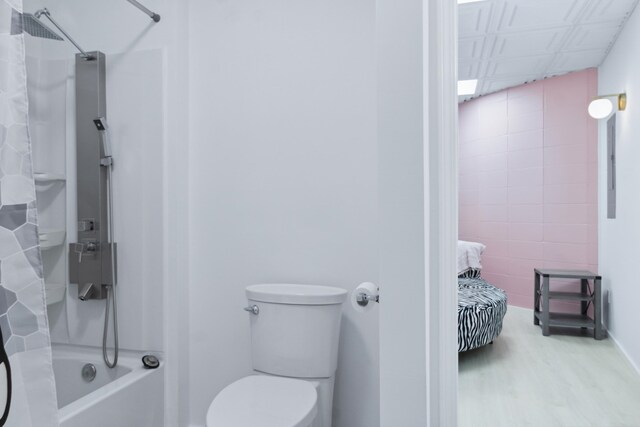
[243,305,259,315]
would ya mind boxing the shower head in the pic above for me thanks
[24,9,94,60]
[20,13,63,40]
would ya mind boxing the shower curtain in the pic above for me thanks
[0,0,59,425]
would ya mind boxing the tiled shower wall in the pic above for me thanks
[458,69,598,309]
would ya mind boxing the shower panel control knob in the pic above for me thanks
[78,219,95,231]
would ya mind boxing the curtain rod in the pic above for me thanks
[126,0,160,22]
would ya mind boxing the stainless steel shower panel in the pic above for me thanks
[69,51,117,300]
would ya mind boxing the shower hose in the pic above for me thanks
[103,161,118,368]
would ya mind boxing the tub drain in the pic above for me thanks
[142,354,160,369]
[82,363,97,382]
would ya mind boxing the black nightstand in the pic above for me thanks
[533,269,605,340]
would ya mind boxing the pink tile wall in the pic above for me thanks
[458,69,598,309]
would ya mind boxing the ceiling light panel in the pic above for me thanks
[458,79,478,96]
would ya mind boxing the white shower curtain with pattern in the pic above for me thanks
[0,0,59,425]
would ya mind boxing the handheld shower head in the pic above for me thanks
[93,118,113,160]
[93,118,108,132]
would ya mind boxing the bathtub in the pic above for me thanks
[52,345,164,427]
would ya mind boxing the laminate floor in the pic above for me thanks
[459,306,640,427]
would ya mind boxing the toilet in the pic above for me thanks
[206,284,348,427]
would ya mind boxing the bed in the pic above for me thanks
[457,241,508,352]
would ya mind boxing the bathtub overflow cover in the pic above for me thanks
[82,363,97,382]
[142,354,160,369]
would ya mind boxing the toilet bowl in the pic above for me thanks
[206,284,347,427]
[206,376,318,427]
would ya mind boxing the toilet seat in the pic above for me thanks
[206,375,318,427]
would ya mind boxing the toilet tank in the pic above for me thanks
[246,284,348,379]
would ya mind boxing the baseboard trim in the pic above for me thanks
[608,331,640,377]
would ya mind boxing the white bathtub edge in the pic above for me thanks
[52,345,164,425]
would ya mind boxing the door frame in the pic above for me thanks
[425,0,459,424]
[377,0,458,425]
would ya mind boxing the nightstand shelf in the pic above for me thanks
[533,312,595,328]
[546,291,593,301]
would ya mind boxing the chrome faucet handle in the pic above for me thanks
[243,305,259,315]
[70,242,98,263]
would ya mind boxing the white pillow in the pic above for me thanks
[457,240,486,274]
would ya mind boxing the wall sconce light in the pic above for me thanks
[588,93,627,119]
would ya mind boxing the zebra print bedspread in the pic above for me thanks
[458,278,508,352]
[458,268,482,279]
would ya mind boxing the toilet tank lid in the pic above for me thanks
[246,284,348,305]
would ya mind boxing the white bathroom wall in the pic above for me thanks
[187,1,379,426]
[26,54,69,311]
[23,0,172,352]
[598,5,640,373]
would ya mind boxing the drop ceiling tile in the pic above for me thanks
[547,50,608,74]
[582,0,640,24]
[459,2,493,38]
[497,0,589,32]
[459,36,486,62]
[563,22,624,51]
[483,75,541,95]
[492,28,571,57]
[487,55,553,78]
[459,61,483,81]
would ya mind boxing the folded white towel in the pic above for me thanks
[457,240,486,274]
